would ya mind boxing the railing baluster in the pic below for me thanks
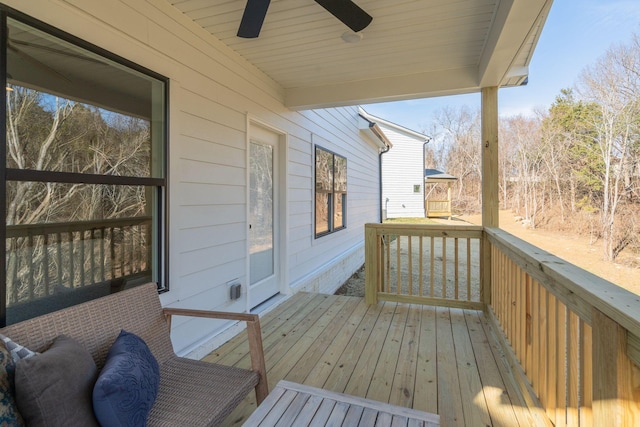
[430,237,435,297]
[556,301,568,427]
[69,231,74,288]
[567,311,579,426]
[441,237,446,298]
[466,238,471,301]
[127,226,133,275]
[510,259,516,351]
[538,285,548,410]
[10,241,19,303]
[408,236,413,296]
[110,227,116,280]
[28,235,35,298]
[56,232,63,287]
[385,234,390,293]
[454,238,459,300]
[580,321,592,426]
[377,235,383,293]
[530,275,538,392]
[79,231,85,287]
[396,235,401,294]
[43,234,50,295]
[90,229,96,284]
[136,225,142,273]
[546,291,558,422]
[100,228,105,281]
[120,226,126,277]
[419,236,423,297]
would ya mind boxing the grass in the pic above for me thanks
[383,217,439,224]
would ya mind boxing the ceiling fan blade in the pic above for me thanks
[314,0,372,32]
[237,0,272,38]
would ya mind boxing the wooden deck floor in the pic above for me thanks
[205,293,551,427]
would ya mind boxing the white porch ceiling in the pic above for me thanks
[170,0,553,109]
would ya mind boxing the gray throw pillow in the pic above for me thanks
[15,335,99,427]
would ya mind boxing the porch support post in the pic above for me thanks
[592,308,640,425]
[364,224,378,305]
[481,86,498,306]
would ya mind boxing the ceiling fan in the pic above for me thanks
[238,0,373,38]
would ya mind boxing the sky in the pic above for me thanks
[361,0,640,134]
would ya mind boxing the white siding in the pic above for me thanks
[380,124,427,218]
[9,0,380,356]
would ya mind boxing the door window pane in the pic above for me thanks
[249,142,274,284]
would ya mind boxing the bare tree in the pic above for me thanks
[579,36,640,260]
[501,115,544,228]
[6,86,153,302]
[432,106,481,213]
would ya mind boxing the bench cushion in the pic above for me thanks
[148,357,259,427]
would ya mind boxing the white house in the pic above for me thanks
[359,109,430,219]
[1,0,552,358]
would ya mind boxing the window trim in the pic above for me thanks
[0,6,170,326]
[314,145,347,239]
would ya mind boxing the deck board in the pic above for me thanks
[435,306,465,427]
[413,305,438,414]
[214,293,550,426]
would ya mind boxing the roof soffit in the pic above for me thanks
[169,0,554,109]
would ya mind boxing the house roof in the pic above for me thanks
[170,0,553,109]
[425,169,457,182]
[358,112,393,150]
[358,108,429,142]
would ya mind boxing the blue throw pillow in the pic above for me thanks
[93,330,160,427]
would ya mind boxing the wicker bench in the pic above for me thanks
[0,282,268,426]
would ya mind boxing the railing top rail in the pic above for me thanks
[6,216,152,238]
[366,222,483,238]
[485,227,640,339]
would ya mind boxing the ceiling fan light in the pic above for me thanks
[341,31,363,43]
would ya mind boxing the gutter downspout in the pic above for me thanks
[379,141,391,223]
[358,111,392,224]
[423,137,431,218]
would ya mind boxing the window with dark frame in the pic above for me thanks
[315,146,346,237]
[1,8,168,326]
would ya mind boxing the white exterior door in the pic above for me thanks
[249,136,279,308]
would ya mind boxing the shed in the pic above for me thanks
[424,169,458,219]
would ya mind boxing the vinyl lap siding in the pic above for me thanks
[380,124,426,218]
[288,109,379,293]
